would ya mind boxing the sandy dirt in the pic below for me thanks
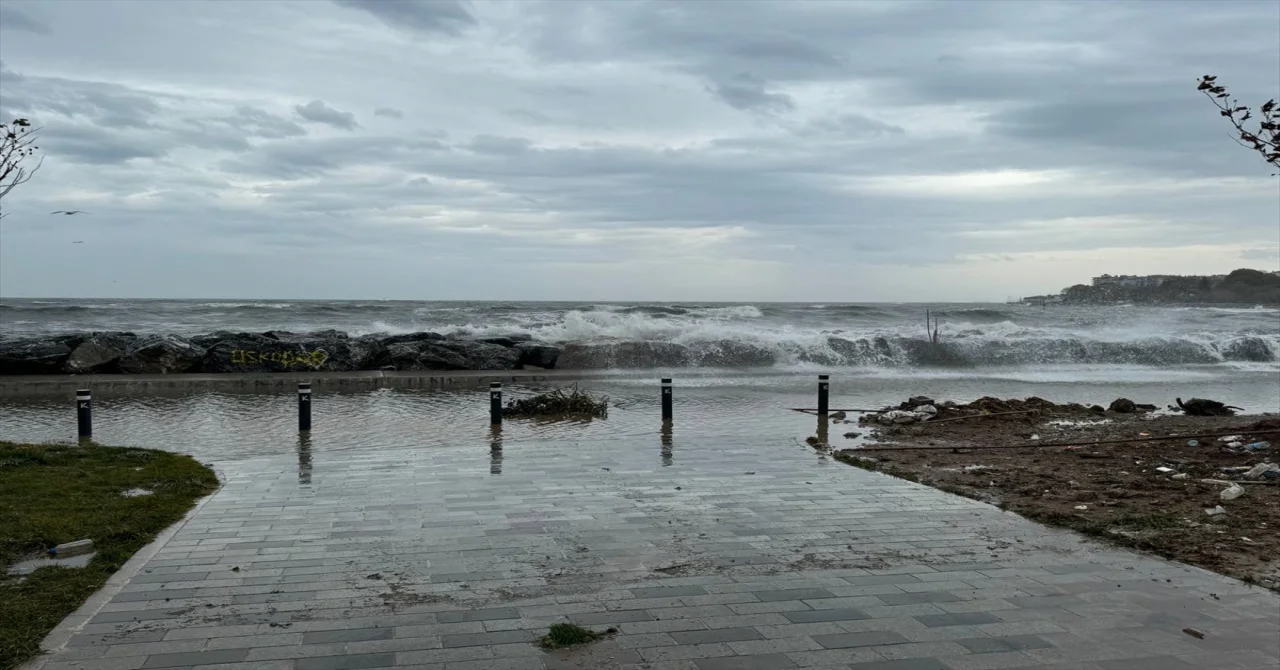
[827,397,1280,590]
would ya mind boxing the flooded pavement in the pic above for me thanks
[3,368,1278,462]
[20,383,1280,670]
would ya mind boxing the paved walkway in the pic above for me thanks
[28,430,1280,670]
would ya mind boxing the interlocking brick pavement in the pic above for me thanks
[22,430,1280,670]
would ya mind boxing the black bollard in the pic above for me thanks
[76,389,92,439]
[490,382,503,425]
[817,374,830,416]
[298,382,312,431]
[661,378,673,422]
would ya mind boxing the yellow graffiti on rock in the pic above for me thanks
[230,349,329,367]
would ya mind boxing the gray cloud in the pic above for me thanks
[294,100,358,130]
[0,0,1276,300]
[332,0,476,36]
[467,135,532,155]
[0,4,50,34]
[705,73,794,114]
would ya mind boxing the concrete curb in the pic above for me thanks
[0,369,605,399]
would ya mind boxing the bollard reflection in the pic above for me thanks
[489,425,503,475]
[297,432,313,485]
[661,420,673,466]
[815,415,829,451]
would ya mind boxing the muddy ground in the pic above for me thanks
[828,398,1280,590]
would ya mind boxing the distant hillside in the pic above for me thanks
[1061,269,1280,305]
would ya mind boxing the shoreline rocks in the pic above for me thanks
[0,330,566,375]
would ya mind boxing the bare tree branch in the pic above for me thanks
[0,118,45,201]
[1197,75,1280,175]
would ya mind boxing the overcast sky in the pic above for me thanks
[0,0,1277,302]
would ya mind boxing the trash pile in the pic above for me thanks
[502,386,609,420]
[859,395,1084,426]
[1216,434,1273,452]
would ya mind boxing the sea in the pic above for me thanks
[1,298,1277,462]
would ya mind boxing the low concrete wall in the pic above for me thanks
[0,370,599,399]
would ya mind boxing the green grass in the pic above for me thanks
[536,623,616,649]
[0,442,219,670]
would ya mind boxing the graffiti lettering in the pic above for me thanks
[229,349,329,367]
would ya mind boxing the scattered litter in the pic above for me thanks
[1241,537,1254,544]
[1205,506,1227,517]
[122,488,153,498]
[1186,440,1199,447]
[8,552,95,575]
[1220,484,1246,501]
[1030,434,1040,441]
[1182,627,1206,639]
[1217,435,1243,443]
[1138,432,1150,437]
[1245,441,1272,452]
[1172,473,1189,480]
[1047,419,1111,428]
[1155,466,1175,474]
[1243,463,1279,480]
[49,539,94,557]
[1074,505,1089,511]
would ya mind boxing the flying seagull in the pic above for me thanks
[51,210,88,215]
[72,240,84,244]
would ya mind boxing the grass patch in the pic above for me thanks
[536,623,616,650]
[0,442,218,669]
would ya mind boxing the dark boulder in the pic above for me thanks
[0,335,82,374]
[266,329,350,342]
[514,342,562,369]
[1108,398,1138,413]
[556,341,691,369]
[65,332,137,373]
[477,335,533,348]
[380,332,446,346]
[190,331,258,349]
[202,333,377,372]
[1222,336,1274,362]
[118,335,206,374]
[377,339,519,371]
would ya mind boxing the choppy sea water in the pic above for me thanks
[2,298,1278,370]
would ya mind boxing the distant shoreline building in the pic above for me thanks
[1090,274,1176,289]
